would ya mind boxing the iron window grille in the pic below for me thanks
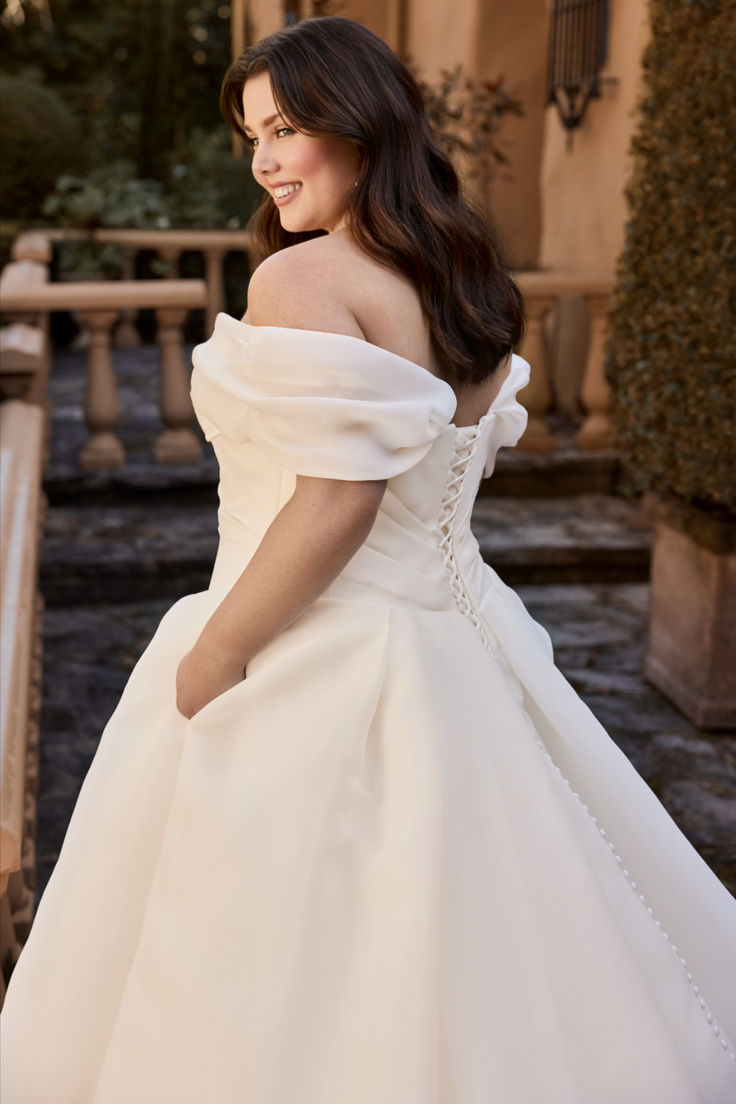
[547,0,609,144]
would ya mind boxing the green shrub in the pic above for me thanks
[606,0,736,519]
[167,127,263,230]
[40,139,262,279]
[41,163,171,278]
[0,74,88,218]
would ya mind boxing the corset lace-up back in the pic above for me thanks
[435,427,500,658]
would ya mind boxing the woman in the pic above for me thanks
[2,16,735,1103]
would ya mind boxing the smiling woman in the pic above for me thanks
[2,14,736,1104]
[241,71,361,235]
[220,17,524,386]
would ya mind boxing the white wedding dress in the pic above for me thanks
[2,314,735,1103]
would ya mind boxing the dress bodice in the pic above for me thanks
[190,314,530,611]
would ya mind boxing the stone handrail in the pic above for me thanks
[29,228,251,336]
[0,398,44,1006]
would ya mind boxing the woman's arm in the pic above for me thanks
[175,475,385,718]
[176,244,385,718]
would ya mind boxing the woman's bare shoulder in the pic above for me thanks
[246,235,367,338]
[245,233,435,371]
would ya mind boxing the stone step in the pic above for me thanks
[480,447,619,498]
[43,447,618,503]
[472,493,652,585]
[39,492,652,605]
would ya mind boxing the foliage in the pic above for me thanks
[415,64,524,180]
[166,128,263,230]
[0,0,234,182]
[40,133,262,278]
[0,72,88,218]
[40,163,169,278]
[606,0,736,518]
[42,165,170,231]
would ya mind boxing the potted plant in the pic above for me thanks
[606,0,735,728]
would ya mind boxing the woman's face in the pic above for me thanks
[242,71,361,235]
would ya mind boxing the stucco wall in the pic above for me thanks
[403,0,548,267]
[475,1,548,268]
[539,0,649,274]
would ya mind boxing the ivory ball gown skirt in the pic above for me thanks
[2,316,735,1103]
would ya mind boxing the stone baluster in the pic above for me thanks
[79,310,125,469]
[154,308,203,464]
[114,249,142,347]
[517,294,557,450]
[576,291,615,449]
[204,248,227,336]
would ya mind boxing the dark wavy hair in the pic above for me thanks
[221,17,524,384]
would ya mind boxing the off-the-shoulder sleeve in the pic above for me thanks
[482,355,530,477]
[190,314,457,480]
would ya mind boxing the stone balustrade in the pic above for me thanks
[34,228,249,337]
[1,251,208,470]
[5,231,616,464]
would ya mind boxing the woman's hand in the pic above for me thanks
[175,642,245,720]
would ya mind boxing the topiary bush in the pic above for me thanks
[0,74,89,219]
[605,0,736,520]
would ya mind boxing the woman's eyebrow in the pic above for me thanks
[242,112,282,134]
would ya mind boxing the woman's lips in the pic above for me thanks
[272,182,302,207]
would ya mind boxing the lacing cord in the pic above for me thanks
[434,430,736,1064]
[436,431,499,658]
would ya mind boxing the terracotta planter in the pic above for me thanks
[644,495,736,729]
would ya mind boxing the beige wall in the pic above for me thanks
[403,0,548,267]
[539,0,649,273]
[343,0,402,51]
[475,0,548,268]
[405,0,480,75]
[246,0,283,43]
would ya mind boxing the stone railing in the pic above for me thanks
[2,236,208,469]
[26,228,250,338]
[0,329,46,1006]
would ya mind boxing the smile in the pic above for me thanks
[273,182,302,205]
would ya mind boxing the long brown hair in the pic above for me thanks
[221,17,524,385]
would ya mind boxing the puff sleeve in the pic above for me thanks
[481,355,530,478]
[190,314,457,481]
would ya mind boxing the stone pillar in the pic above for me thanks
[576,291,614,449]
[517,294,557,450]
[79,310,125,469]
[154,308,203,465]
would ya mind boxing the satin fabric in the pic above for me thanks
[2,315,735,1103]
